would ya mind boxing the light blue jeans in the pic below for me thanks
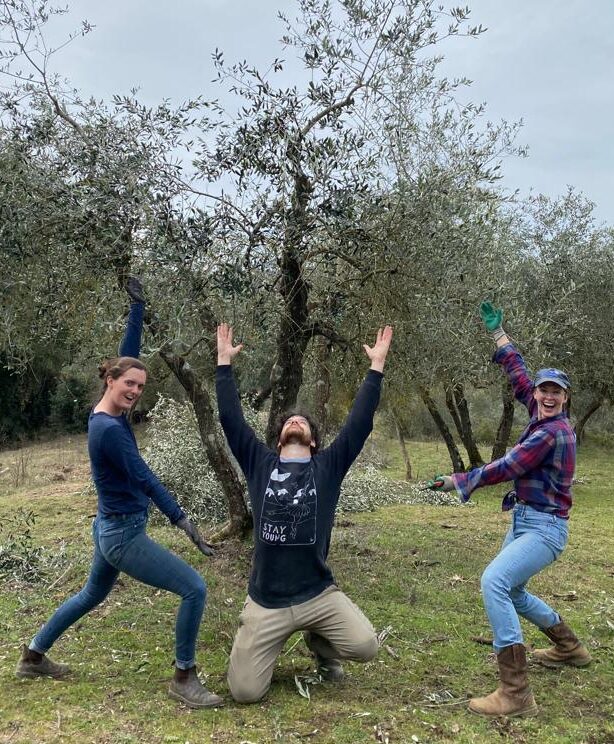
[481,503,568,651]
[31,512,207,669]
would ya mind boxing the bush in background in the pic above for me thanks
[340,464,470,512]
[0,508,68,584]
[142,395,231,525]
[49,375,92,433]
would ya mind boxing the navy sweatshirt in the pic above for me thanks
[216,365,383,608]
[88,302,184,524]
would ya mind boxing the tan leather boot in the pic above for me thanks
[533,619,591,668]
[469,644,538,717]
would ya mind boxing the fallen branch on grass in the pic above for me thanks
[45,563,73,593]
[471,635,493,645]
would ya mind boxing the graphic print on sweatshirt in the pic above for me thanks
[259,464,317,546]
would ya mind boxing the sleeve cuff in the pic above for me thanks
[170,510,186,525]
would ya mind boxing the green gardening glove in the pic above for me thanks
[423,474,454,492]
[479,301,503,333]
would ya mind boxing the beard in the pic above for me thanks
[278,427,312,449]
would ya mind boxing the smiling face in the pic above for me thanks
[105,366,147,415]
[533,382,568,420]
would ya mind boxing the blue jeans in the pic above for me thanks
[31,513,207,669]
[481,504,568,651]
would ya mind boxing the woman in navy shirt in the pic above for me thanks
[16,279,223,709]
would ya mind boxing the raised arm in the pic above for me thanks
[322,326,392,473]
[480,302,534,412]
[215,324,269,477]
[480,301,510,349]
[118,277,145,358]
[217,322,244,366]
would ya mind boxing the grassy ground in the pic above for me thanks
[0,433,613,744]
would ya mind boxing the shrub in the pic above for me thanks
[142,395,232,525]
[49,375,92,433]
[339,464,473,512]
[0,508,68,583]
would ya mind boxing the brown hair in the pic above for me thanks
[98,356,147,397]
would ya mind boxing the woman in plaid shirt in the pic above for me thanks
[433,302,591,717]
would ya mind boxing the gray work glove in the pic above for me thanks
[176,517,215,557]
[126,276,145,304]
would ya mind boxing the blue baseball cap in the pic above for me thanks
[534,368,571,390]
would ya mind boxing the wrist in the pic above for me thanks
[370,360,385,373]
[218,355,232,366]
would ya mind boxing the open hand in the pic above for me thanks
[479,301,503,333]
[363,325,393,372]
[217,324,244,365]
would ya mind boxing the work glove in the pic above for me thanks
[126,276,145,304]
[424,474,455,492]
[176,517,215,557]
[479,301,506,341]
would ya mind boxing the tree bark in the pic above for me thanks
[419,385,465,472]
[159,350,252,538]
[265,152,313,446]
[250,381,273,411]
[453,384,484,468]
[575,391,605,444]
[445,384,483,468]
[491,380,515,460]
[392,411,412,481]
[444,386,463,441]
[313,336,332,440]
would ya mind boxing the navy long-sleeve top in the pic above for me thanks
[216,364,383,607]
[88,302,184,524]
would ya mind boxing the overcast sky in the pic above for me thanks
[44,1,614,224]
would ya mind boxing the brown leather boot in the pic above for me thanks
[15,644,71,679]
[168,666,224,709]
[468,644,538,717]
[532,619,591,668]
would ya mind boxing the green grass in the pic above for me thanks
[0,434,613,743]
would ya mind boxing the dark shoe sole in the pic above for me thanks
[319,672,345,683]
[468,703,538,718]
[168,688,224,709]
[534,658,591,669]
[16,669,71,679]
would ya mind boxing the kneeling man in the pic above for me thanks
[216,323,392,703]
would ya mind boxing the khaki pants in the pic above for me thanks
[227,584,378,703]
